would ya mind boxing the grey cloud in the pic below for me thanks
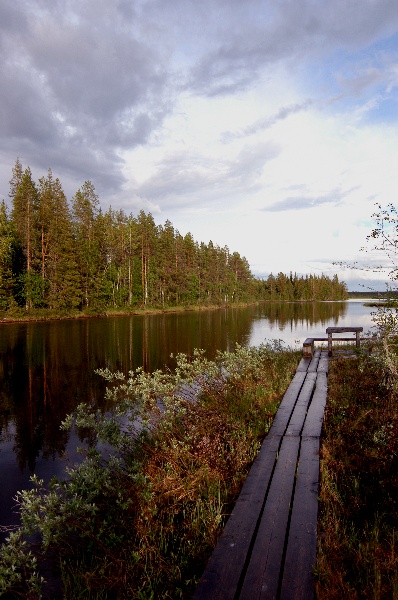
[0,2,27,38]
[221,100,314,143]
[2,0,398,204]
[264,187,360,212]
[226,142,280,183]
[336,68,385,97]
[135,151,231,210]
[135,141,279,211]
[187,0,398,97]
[265,196,327,212]
[0,1,171,198]
[0,64,56,143]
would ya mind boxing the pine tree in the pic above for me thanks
[11,167,40,309]
[137,211,157,306]
[157,220,177,306]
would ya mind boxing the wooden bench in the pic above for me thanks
[303,337,315,358]
[303,337,327,358]
[326,326,363,356]
[193,350,329,600]
[303,327,365,357]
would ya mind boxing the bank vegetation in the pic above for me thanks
[0,342,300,598]
[315,349,398,599]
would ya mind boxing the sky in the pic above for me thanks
[1,1,398,291]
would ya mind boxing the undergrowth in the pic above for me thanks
[315,354,398,599]
[0,342,299,599]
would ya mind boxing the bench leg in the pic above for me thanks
[328,333,332,356]
[303,342,314,358]
[356,331,360,349]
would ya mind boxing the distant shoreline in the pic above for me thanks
[0,299,350,325]
[0,302,254,325]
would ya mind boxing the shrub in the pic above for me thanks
[0,342,299,599]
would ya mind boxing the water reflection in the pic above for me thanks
[256,301,347,329]
[0,301,373,534]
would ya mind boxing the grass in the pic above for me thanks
[315,353,398,599]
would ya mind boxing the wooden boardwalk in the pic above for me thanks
[193,349,328,600]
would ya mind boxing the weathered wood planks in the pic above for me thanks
[280,436,319,600]
[239,436,300,600]
[193,350,329,600]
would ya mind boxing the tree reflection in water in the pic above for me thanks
[0,301,371,536]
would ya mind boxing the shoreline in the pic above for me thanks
[0,302,258,325]
[0,297,356,325]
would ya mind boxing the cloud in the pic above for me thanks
[336,67,385,97]
[221,100,314,142]
[187,0,398,97]
[134,141,280,211]
[0,1,171,197]
[264,187,360,212]
[2,0,398,202]
[1,0,398,292]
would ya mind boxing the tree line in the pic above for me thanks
[0,159,348,312]
[258,271,348,301]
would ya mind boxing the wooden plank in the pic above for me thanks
[297,357,311,371]
[302,372,327,438]
[326,326,363,333]
[280,436,320,600]
[239,436,301,599]
[285,372,316,437]
[267,372,307,437]
[308,349,321,372]
[317,351,329,373]
[193,434,282,600]
[323,337,364,341]
[195,354,330,600]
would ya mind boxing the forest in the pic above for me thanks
[0,159,348,313]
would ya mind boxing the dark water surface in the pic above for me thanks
[0,301,376,537]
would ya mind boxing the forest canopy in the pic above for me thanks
[0,159,348,313]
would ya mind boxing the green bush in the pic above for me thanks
[0,342,299,599]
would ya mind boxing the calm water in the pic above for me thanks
[0,301,376,537]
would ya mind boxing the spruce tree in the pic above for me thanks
[38,172,81,309]
[11,167,40,309]
[72,181,103,308]
[0,201,19,309]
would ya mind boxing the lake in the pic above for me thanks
[0,301,377,538]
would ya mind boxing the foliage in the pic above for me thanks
[0,201,21,311]
[315,203,398,597]
[362,203,398,390]
[4,158,347,314]
[0,343,299,598]
[258,271,348,301]
[315,356,398,599]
